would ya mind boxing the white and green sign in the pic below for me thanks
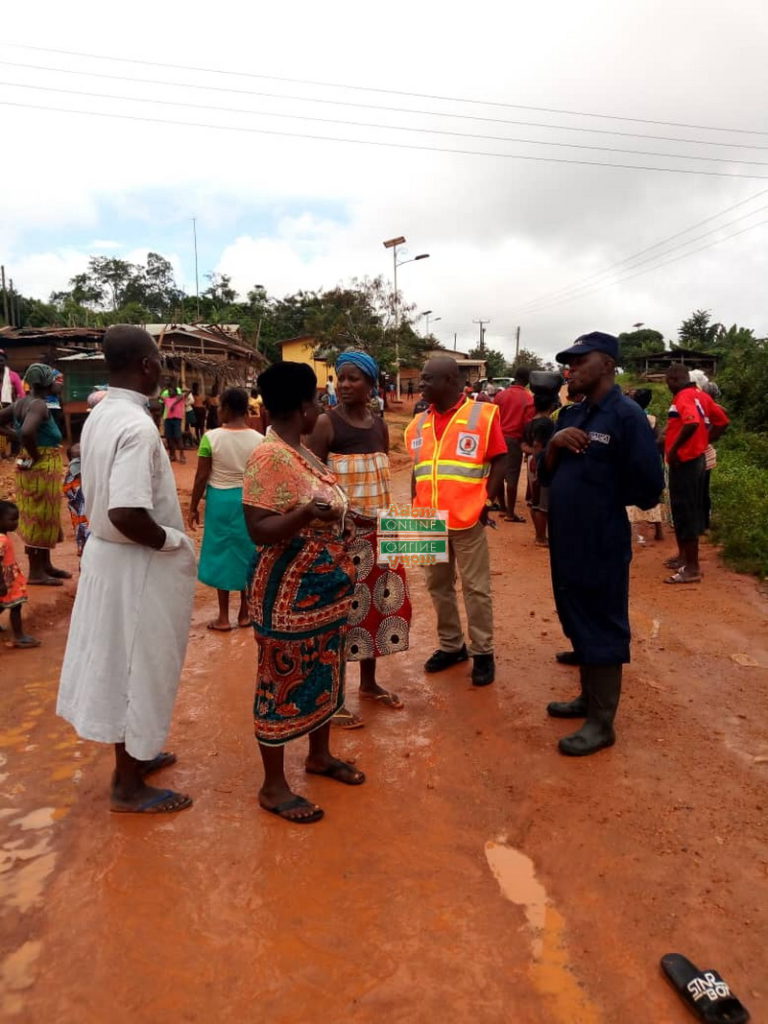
[377,505,449,567]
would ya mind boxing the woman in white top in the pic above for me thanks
[189,387,264,630]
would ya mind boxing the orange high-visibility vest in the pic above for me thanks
[404,398,500,530]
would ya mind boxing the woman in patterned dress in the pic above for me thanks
[243,362,365,825]
[310,351,411,727]
[0,364,70,586]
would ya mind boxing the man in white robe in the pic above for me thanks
[58,326,196,813]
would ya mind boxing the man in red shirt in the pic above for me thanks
[663,364,726,583]
[493,368,534,522]
[695,385,730,530]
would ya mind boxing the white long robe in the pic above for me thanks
[57,388,196,760]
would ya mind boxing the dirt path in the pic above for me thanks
[1,458,766,1022]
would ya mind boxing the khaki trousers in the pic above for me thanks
[423,521,493,655]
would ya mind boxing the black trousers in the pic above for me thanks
[504,437,524,511]
[552,563,630,665]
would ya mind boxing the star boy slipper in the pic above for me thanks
[660,953,750,1022]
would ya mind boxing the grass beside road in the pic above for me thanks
[710,432,768,578]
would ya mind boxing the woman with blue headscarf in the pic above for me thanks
[310,350,411,725]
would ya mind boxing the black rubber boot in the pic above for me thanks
[555,650,580,666]
[547,667,587,718]
[558,665,621,756]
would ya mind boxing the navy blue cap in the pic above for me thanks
[556,331,619,364]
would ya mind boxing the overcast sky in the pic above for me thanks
[2,0,767,362]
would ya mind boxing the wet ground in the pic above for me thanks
[1,455,767,1022]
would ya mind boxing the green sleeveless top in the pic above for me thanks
[14,407,63,448]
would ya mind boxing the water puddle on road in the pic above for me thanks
[485,839,602,1024]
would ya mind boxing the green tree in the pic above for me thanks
[511,347,548,374]
[678,309,723,349]
[87,257,140,311]
[617,327,665,362]
[469,346,508,378]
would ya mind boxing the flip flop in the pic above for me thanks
[504,514,526,523]
[665,570,702,584]
[141,752,177,776]
[8,636,41,649]
[46,568,72,579]
[260,795,324,824]
[27,577,63,587]
[359,689,404,709]
[661,953,750,1023]
[331,708,365,730]
[237,621,252,629]
[206,622,233,632]
[664,557,685,569]
[111,788,193,814]
[306,758,366,785]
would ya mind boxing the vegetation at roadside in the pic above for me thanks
[619,309,768,578]
[2,253,433,376]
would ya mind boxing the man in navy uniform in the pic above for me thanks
[542,332,664,756]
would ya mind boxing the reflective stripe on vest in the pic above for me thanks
[405,398,497,530]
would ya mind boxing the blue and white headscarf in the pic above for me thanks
[335,350,379,384]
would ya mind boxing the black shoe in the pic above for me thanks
[424,645,469,673]
[555,650,580,666]
[471,653,495,687]
[547,695,587,718]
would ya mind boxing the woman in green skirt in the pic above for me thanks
[188,387,264,630]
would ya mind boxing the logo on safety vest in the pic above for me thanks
[456,431,479,457]
[411,436,423,450]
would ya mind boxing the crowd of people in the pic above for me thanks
[0,326,729,820]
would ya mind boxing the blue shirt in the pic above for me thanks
[543,386,664,586]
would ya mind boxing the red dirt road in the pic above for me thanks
[1,458,767,1023]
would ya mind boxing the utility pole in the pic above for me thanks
[515,325,520,360]
[0,266,8,325]
[473,318,490,353]
[192,217,200,321]
[453,332,457,351]
[8,278,15,328]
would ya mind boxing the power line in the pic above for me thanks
[518,216,768,317]
[3,57,768,152]
[5,78,768,168]
[7,41,768,138]
[511,185,768,313]
[5,98,768,179]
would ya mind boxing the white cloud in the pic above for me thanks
[2,0,767,361]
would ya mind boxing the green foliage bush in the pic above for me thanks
[709,433,768,577]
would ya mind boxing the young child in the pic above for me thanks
[63,444,90,556]
[523,394,557,546]
[0,500,40,648]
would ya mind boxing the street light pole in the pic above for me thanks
[383,236,429,401]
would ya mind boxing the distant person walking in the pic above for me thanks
[0,349,24,459]
[493,367,534,522]
[58,326,196,814]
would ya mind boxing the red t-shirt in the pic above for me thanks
[431,397,507,458]
[694,389,729,430]
[665,384,709,462]
[493,385,534,439]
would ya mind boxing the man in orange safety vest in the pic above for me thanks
[404,356,507,687]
